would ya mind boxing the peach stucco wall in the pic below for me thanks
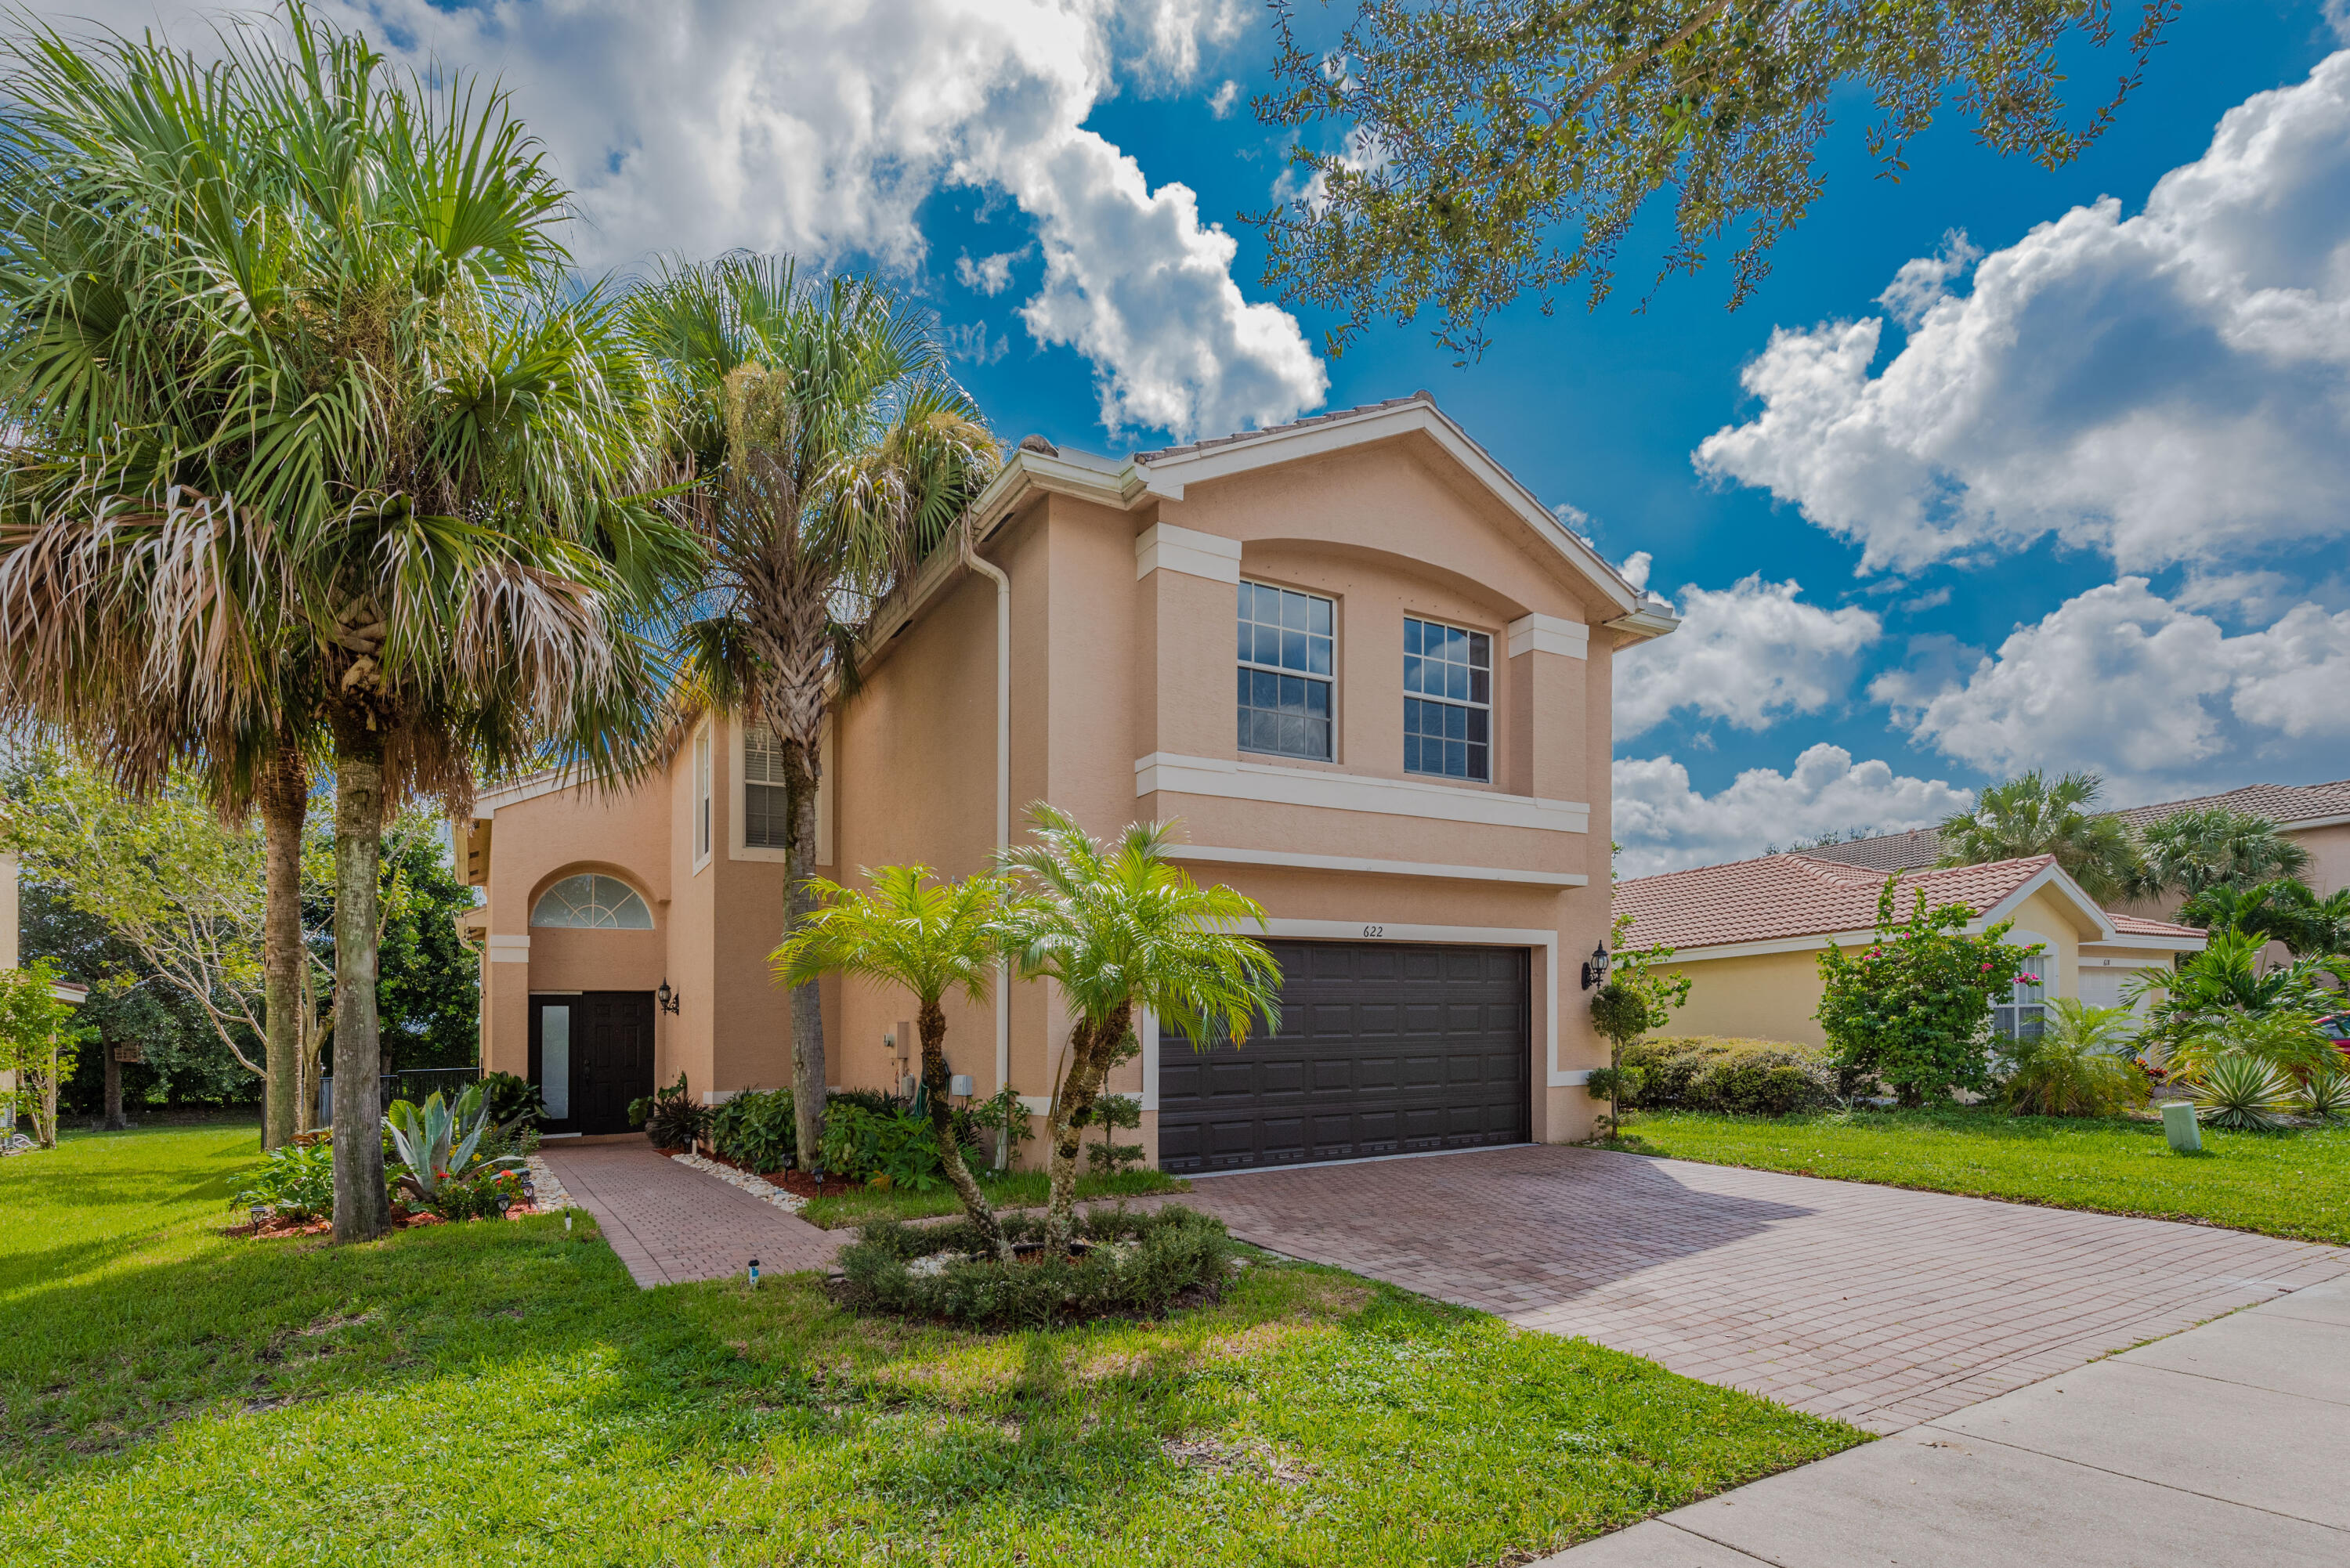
[471,423,1631,1155]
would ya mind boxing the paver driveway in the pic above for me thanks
[1179,1144,2350,1433]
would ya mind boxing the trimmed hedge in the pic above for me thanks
[840,1205,1235,1327]
[1622,1036,1835,1116]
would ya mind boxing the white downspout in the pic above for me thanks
[960,516,1013,1157]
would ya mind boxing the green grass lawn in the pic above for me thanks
[799,1167,1187,1228]
[2,1124,1860,1566]
[1600,1106,2350,1248]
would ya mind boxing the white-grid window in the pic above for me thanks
[1991,957,2049,1040]
[1237,581,1334,761]
[1403,616,1491,782]
[530,874,653,930]
[743,723,790,849]
[693,730,711,863]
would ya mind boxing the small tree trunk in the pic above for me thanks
[1043,1003,1126,1251]
[918,998,1012,1259]
[101,1043,126,1131]
[330,725,390,1243]
[258,746,308,1151]
[785,771,827,1168]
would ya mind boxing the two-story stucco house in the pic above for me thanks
[456,394,1677,1172]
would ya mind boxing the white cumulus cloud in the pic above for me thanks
[1613,746,1975,877]
[1873,578,2350,795]
[66,0,1319,443]
[1614,576,1881,739]
[956,248,1028,296]
[1695,50,2350,579]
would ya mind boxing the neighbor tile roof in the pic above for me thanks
[2102,779,2350,830]
[1790,777,2350,873]
[1617,854,2056,952]
[2106,912,2205,939]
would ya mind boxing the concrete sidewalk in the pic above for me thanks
[1540,1273,2350,1566]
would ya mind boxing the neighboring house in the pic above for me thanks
[1805,779,2350,916]
[1614,852,2206,1049]
[456,393,1676,1171]
[1,848,89,1132]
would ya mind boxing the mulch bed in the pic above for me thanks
[672,1146,843,1201]
[229,1204,548,1240]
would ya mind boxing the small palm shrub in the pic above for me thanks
[2190,1054,2298,1130]
[2301,1063,2350,1121]
[1622,1037,1835,1115]
[629,1075,710,1151]
[2001,999,2145,1118]
[841,1205,1235,1327]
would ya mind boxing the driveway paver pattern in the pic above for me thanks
[538,1140,841,1287]
[1178,1143,2350,1432]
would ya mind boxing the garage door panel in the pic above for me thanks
[1159,941,1531,1175]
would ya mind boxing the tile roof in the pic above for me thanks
[1129,393,1436,464]
[1616,854,2056,952]
[1787,777,2350,872]
[2103,779,2350,829]
[2106,912,2205,939]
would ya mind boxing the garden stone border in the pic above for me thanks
[524,1153,577,1211]
[667,1149,808,1215]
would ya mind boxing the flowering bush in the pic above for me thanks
[1817,876,2039,1104]
[428,1165,530,1221]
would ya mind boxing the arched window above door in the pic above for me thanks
[530,873,653,930]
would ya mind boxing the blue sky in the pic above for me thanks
[81,0,2350,869]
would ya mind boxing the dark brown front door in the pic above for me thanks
[530,992,656,1136]
[1156,941,1531,1174]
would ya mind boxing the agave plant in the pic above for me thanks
[385,1086,522,1204]
[2189,1054,2299,1132]
[2302,1063,2350,1122]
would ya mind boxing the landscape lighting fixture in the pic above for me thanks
[1582,944,1610,991]
[656,980,680,1015]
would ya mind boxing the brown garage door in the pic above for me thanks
[1156,940,1531,1174]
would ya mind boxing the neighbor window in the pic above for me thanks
[1403,617,1490,782]
[1991,963,2048,1041]
[693,730,712,862]
[1236,581,1333,761]
[743,723,790,849]
[531,874,653,930]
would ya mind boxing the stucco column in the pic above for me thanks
[1505,613,1590,802]
[1133,521,1244,762]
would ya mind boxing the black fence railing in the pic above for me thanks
[317,1068,483,1123]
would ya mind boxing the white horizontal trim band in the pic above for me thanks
[1163,843,1585,887]
[1135,752,1589,835]
[1506,612,1590,661]
[1134,522,1242,583]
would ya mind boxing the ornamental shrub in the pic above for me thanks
[429,1165,530,1221]
[819,1102,943,1190]
[234,1140,338,1219]
[630,1074,710,1151]
[841,1205,1235,1327]
[713,1087,797,1171]
[1621,1037,1833,1115]
[1816,876,2038,1105]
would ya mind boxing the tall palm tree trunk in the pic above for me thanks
[329,722,389,1241]
[916,998,1010,1259]
[786,764,827,1165]
[258,746,309,1150]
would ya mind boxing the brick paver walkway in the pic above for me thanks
[537,1140,842,1288]
[1178,1144,2350,1433]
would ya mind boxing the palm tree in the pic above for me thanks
[2133,808,2312,901]
[771,865,1021,1258]
[628,255,997,1162]
[0,4,689,1238]
[1936,770,2139,904]
[2001,999,2140,1118]
[1000,805,1283,1251]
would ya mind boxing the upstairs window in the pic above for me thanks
[531,874,653,930]
[1404,617,1490,782]
[743,723,790,849]
[1237,581,1333,761]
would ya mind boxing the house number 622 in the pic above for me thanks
[1362,925,1385,938]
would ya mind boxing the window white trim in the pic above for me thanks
[727,714,833,867]
[1258,917,1572,1086]
[692,724,713,873]
[1134,522,1242,583]
[1162,844,1587,887]
[1506,612,1590,660]
[1994,929,2053,1039]
[1402,613,1493,783]
[1238,579,1336,764]
[1135,752,1589,834]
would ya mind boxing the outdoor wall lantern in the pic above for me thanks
[1581,944,1611,991]
[656,980,680,1015]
